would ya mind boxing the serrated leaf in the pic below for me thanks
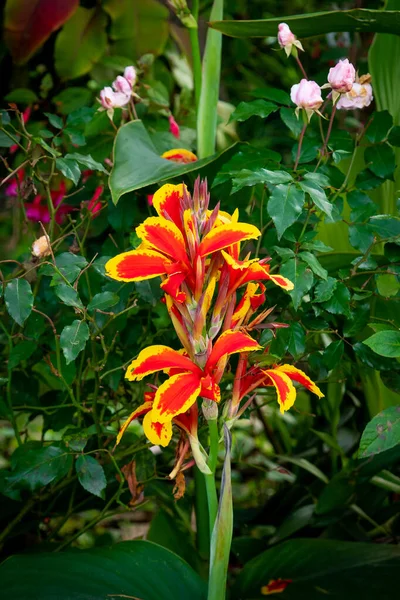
[228,100,278,123]
[280,259,314,310]
[87,292,119,311]
[286,322,306,358]
[60,320,90,364]
[231,168,292,193]
[76,455,106,498]
[251,86,290,105]
[376,274,400,297]
[280,107,304,136]
[321,282,351,317]
[267,184,305,239]
[369,215,400,239]
[364,143,396,179]
[8,340,36,368]
[365,111,393,144]
[41,253,87,284]
[56,157,81,185]
[44,112,64,129]
[314,276,337,302]
[4,279,33,326]
[347,190,377,222]
[55,284,84,309]
[359,406,400,458]
[65,152,108,174]
[348,224,374,252]
[298,252,328,280]
[299,180,332,218]
[363,330,400,358]
[322,340,344,370]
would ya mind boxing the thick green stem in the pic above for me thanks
[194,467,211,558]
[189,27,202,110]
[197,0,224,158]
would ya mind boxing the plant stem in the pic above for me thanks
[320,102,337,159]
[295,55,308,79]
[197,0,224,158]
[189,27,202,110]
[294,123,307,170]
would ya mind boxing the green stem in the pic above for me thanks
[194,467,211,558]
[189,27,202,110]
[204,472,218,540]
[197,0,224,158]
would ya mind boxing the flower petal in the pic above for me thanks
[151,372,202,423]
[161,149,197,163]
[206,329,261,372]
[115,400,153,446]
[126,345,202,381]
[198,223,261,257]
[263,369,296,413]
[136,216,189,266]
[276,364,324,398]
[142,411,173,446]
[105,249,170,282]
[261,579,292,595]
[152,183,186,228]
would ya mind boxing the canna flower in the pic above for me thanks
[169,115,180,139]
[336,73,373,110]
[277,23,304,57]
[118,330,261,447]
[322,58,356,103]
[161,148,197,163]
[290,79,323,122]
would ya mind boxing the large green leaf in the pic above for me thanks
[266,184,305,239]
[103,0,169,60]
[363,330,400,357]
[0,540,207,600]
[359,405,400,458]
[232,538,400,600]
[109,120,235,203]
[4,279,33,326]
[210,9,400,38]
[54,6,107,80]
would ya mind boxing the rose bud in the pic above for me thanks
[277,22,304,57]
[112,76,132,96]
[32,234,51,259]
[124,66,137,87]
[290,79,323,121]
[322,59,356,103]
[169,115,180,139]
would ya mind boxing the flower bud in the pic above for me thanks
[169,115,180,139]
[99,86,130,110]
[32,234,51,258]
[336,81,373,110]
[202,399,218,421]
[327,59,356,93]
[112,76,132,95]
[277,22,303,57]
[124,66,137,87]
[290,79,323,121]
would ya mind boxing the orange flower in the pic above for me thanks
[161,148,197,163]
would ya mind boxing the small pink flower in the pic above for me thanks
[99,86,130,110]
[291,79,323,120]
[327,59,356,93]
[336,82,373,110]
[113,76,132,96]
[277,22,303,57]
[169,115,180,139]
[124,66,137,87]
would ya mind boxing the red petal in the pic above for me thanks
[151,372,202,423]
[127,345,202,381]
[136,217,189,266]
[199,223,260,257]
[105,249,170,281]
[206,330,261,372]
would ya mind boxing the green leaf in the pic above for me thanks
[347,190,377,222]
[110,120,235,203]
[87,292,119,311]
[363,330,400,358]
[228,100,278,123]
[4,279,33,326]
[55,284,84,309]
[364,143,396,179]
[365,111,393,143]
[44,112,63,129]
[4,88,39,104]
[359,406,400,458]
[322,340,344,370]
[348,224,374,252]
[56,157,81,185]
[369,215,400,239]
[280,259,314,311]
[0,540,206,600]
[251,86,290,105]
[75,455,106,498]
[298,251,328,280]
[286,322,306,358]
[376,274,400,297]
[53,87,93,114]
[267,184,305,239]
[60,320,90,364]
[54,7,107,79]
[210,9,400,38]
[9,340,36,368]
[41,253,87,284]
[65,152,108,174]
[0,130,20,148]
[388,125,400,146]
[314,276,337,302]
[5,443,72,493]
[299,180,333,218]
[291,138,319,164]
[321,282,351,317]
[280,107,304,136]
[231,169,292,193]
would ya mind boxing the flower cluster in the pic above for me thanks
[99,66,137,113]
[106,180,323,473]
[279,24,373,120]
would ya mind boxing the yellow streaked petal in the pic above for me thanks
[152,183,187,226]
[199,222,261,257]
[161,148,198,163]
[151,372,202,423]
[142,411,173,446]
[115,400,153,446]
[206,329,262,372]
[136,216,188,265]
[126,345,201,381]
[275,365,324,398]
[105,249,170,282]
[263,369,297,413]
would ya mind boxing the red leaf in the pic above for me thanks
[4,0,79,64]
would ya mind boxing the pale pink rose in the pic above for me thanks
[124,66,137,87]
[336,82,373,110]
[112,76,132,95]
[290,79,323,111]
[99,86,130,109]
[169,115,180,139]
[277,23,295,48]
[327,59,356,93]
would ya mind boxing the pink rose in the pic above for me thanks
[112,76,132,95]
[291,79,323,110]
[277,23,295,48]
[336,82,373,110]
[99,86,130,110]
[327,59,356,93]
[124,66,137,87]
